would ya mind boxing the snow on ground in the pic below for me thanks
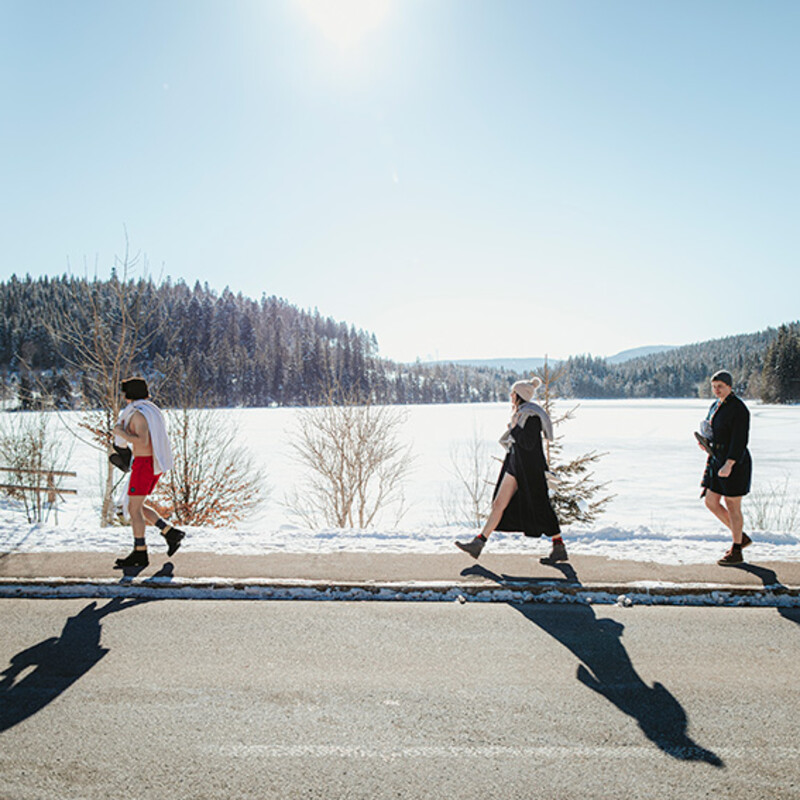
[1,400,799,565]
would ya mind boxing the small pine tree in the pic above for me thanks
[535,358,614,526]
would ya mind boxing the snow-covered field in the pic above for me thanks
[2,399,799,564]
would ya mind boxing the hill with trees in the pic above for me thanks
[0,273,517,409]
[1,273,798,407]
[556,325,800,400]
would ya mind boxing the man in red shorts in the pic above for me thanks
[112,377,184,569]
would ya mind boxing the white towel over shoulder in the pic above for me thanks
[115,400,174,474]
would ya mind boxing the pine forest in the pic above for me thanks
[1,274,798,409]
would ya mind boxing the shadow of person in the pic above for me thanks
[115,563,148,579]
[460,562,580,585]
[151,561,175,580]
[728,563,800,628]
[468,563,723,767]
[0,597,148,733]
[520,604,723,766]
[730,563,780,588]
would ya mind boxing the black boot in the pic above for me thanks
[114,550,149,569]
[163,526,186,556]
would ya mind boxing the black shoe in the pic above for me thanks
[741,532,752,549]
[455,536,485,559]
[163,526,185,556]
[540,541,568,564]
[114,550,149,569]
[717,545,743,566]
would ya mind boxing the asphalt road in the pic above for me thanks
[1,599,799,800]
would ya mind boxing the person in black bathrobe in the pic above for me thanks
[699,369,753,566]
[455,378,565,563]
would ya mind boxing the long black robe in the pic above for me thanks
[493,414,561,538]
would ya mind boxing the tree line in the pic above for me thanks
[0,273,516,409]
[1,273,798,407]
[554,324,800,402]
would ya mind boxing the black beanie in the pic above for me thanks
[121,377,149,400]
[711,370,733,386]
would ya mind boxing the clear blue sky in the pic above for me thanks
[1,0,797,363]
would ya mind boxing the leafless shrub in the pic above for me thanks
[439,428,494,527]
[0,412,73,523]
[285,395,414,528]
[745,476,800,534]
[153,408,267,526]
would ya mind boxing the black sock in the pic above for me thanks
[134,537,146,551]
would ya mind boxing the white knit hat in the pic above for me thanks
[511,377,542,402]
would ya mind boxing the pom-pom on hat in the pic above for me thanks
[511,377,542,402]
[121,377,149,400]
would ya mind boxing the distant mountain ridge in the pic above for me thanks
[434,357,549,372]
[429,345,675,372]
[606,345,675,364]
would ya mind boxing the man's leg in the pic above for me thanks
[114,495,149,569]
[142,504,185,556]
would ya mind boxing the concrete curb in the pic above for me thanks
[2,576,799,606]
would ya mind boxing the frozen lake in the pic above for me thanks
[2,399,799,564]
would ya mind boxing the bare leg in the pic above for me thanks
[142,501,186,555]
[127,495,147,549]
[704,491,732,532]
[142,504,160,526]
[724,496,744,544]
[480,473,518,540]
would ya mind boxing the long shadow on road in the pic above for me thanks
[0,597,149,733]
[462,562,723,767]
[728,563,800,628]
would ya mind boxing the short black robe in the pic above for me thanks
[701,393,752,497]
[493,414,561,538]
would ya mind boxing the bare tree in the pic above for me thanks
[285,392,414,528]
[439,427,494,527]
[0,412,74,523]
[46,239,164,524]
[152,408,266,526]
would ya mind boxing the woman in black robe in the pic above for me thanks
[699,369,753,565]
[455,378,565,563]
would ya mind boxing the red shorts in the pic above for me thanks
[128,456,161,496]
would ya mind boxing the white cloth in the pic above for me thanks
[115,400,174,474]
[114,400,173,519]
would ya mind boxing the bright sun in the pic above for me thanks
[296,0,392,48]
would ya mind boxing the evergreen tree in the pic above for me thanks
[761,324,800,403]
[535,359,614,526]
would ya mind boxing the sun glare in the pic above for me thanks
[297,0,391,48]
